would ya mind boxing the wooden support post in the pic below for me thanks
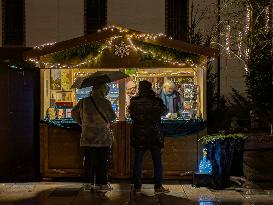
[40,63,46,119]
[118,69,126,121]
[198,67,207,120]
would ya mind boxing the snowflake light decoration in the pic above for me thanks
[114,41,130,58]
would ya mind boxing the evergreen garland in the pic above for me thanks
[43,43,103,64]
[200,133,247,145]
[41,39,205,66]
[132,40,204,65]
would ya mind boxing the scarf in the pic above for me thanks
[160,89,175,113]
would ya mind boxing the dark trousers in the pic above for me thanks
[84,146,110,185]
[133,147,163,189]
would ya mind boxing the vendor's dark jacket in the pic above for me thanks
[157,88,183,115]
[129,90,167,148]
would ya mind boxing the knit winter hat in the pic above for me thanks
[139,80,152,91]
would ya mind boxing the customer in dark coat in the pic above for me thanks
[129,80,169,194]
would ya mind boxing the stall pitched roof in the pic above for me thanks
[24,26,219,59]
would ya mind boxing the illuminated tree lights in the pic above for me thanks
[245,6,251,35]
[210,1,272,73]
[225,25,231,56]
[264,6,270,32]
[237,31,242,58]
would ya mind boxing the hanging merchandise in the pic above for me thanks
[183,84,199,100]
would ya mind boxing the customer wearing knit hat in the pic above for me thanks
[138,80,152,91]
[129,80,169,194]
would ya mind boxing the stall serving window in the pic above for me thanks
[42,67,203,122]
[131,68,200,120]
[43,68,119,121]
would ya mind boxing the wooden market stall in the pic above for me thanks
[24,26,218,179]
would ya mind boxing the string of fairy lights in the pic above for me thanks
[33,42,56,50]
[29,35,123,69]
[27,25,202,70]
[238,31,242,58]
[245,6,251,35]
[72,70,195,81]
[225,25,231,56]
[242,6,251,72]
[265,6,270,33]
[223,4,272,73]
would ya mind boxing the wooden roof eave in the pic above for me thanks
[23,26,219,60]
[23,29,121,59]
[122,28,219,58]
[148,37,218,58]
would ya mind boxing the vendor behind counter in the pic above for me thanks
[157,80,183,116]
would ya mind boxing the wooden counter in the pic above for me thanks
[40,121,205,179]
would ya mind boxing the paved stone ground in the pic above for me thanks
[0,180,273,205]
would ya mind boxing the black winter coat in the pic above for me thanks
[129,90,167,148]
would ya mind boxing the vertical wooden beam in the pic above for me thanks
[198,67,206,120]
[118,69,126,121]
[40,67,45,119]
[217,0,221,100]
[203,68,207,120]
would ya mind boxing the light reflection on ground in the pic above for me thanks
[0,181,273,204]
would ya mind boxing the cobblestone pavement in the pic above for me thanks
[0,180,273,205]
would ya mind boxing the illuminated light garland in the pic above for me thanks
[131,33,166,41]
[245,6,251,35]
[100,25,128,33]
[29,36,122,69]
[244,64,248,72]
[238,31,242,58]
[245,48,249,59]
[127,37,195,68]
[232,6,251,73]
[33,36,198,69]
[99,25,167,41]
[244,48,250,72]
[34,42,56,50]
[28,26,205,69]
[133,70,194,77]
[225,25,231,56]
[265,6,270,32]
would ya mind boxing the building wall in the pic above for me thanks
[220,58,246,96]
[25,0,84,47]
[0,0,2,46]
[107,0,165,34]
[1,0,246,95]
[189,0,247,96]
